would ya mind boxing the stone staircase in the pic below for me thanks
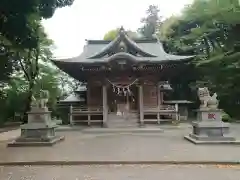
[107,113,139,128]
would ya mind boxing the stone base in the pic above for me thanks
[184,121,240,144]
[184,135,240,144]
[192,121,230,136]
[8,136,64,147]
[195,109,222,121]
[8,122,64,147]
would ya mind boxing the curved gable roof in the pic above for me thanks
[88,28,157,58]
[52,27,194,64]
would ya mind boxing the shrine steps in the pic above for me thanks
[107,113,139,128]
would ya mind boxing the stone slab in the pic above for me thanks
[189,133,236,141]
[192,121,230,128]
[81,127,164,133]
[184,135,240,145]
[7,135,64,147]
[21,123,58,129]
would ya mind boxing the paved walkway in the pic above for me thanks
[0,124,240,164]
[1,165,240,180]
[0,129,20,142]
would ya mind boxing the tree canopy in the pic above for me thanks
[0,0,76,124]
[138,5,162,38]
[103,28,140,40]
[160,0,240,118]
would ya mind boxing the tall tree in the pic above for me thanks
[161,0,240,118]
[0,0,74,47]
[17,25,53,122]
[0,0,75,83]
[138,5,162,38]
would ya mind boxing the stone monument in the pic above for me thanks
[8,90,64,147]
[184,87,240,144]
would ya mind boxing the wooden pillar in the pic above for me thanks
[157,84,161,124]
[87,84,91,126]
[126,94,129,120]
[102,85,108,127]
[69,105,73,125]
[88,114,91,126]
[138,85,144,125]
[183,106,188,120]
[175,103,179,121]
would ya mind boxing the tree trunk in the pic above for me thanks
[22,80,34,123]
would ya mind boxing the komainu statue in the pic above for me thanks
[207,92,219,109]
[30,90,49,109]
[39,90,49,108]
[197,87,219,109]
[198,87,210,109]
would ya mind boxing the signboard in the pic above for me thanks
[208,113,216,120]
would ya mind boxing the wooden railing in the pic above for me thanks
[69,104,179,126]
[72,106,103,113]
[70,106,103,125]
[143,105,179,124]
[143,105,176,112]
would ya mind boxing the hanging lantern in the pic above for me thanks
[159,81,173,91]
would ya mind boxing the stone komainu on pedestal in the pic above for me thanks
[184,87,240,144]
[8,90,64,147]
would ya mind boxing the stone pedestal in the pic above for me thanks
[8,107,64,147]
[184,109,240,144]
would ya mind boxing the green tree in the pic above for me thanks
[0,0,75,84]
[17,25,53,122]
[138,5,162,38]
[103,28,139,40]
[0,0,75,124]
[0,0,74,47]
[161,0,240,118]
[0,63,73,124]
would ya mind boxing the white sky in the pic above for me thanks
[42,0,193,58]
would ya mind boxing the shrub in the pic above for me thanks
[222,111,232,122]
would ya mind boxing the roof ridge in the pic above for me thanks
[87,39,158,44]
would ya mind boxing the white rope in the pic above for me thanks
[106,78,138,96]
[106,78,138,88]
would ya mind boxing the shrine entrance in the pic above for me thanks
[108,85,138,115]
[107,78,139,127]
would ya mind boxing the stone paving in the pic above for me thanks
[1,165,240,180]
[0,124,240,163]
[0,129,20,142]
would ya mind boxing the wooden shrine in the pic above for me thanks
[52,27,194,127]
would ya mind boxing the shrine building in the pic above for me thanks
[52,27,194,127]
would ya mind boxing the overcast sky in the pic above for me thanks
[42,0,193,58]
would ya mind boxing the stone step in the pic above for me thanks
[82,127,164,133]
[108,115,139,120]
[107,123,138,127]
[107,119,138,124]
[107,124,139,128]
[107,121,139,128]
[107,119,138,122]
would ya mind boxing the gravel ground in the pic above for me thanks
[0,124,240,163]
[1,165,240,180]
